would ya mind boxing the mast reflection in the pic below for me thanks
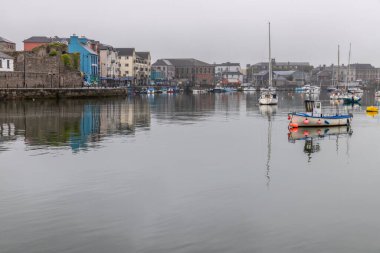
[259,105,277,187]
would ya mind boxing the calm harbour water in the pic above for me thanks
[1,91,380,253]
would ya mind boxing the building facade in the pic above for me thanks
[0,37,16,53]
[68,35,99,84]
[160,58,214,87]
[0,52,14,71]
[247,60,312,83]
[135,52,151,85]
[116,48,135,81]
[151,59,175,84]
[99,44,118,79]
[215,62,243,86]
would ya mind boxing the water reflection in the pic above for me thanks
[288,126,353,162]
[259,105,277,186]
[0,98,151,152]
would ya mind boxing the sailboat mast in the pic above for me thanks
[346,43,351,90]
[268,22,272,87]
[337,45,340,86]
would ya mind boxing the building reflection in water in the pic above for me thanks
[288,126,353,163]
[0,98,151,152]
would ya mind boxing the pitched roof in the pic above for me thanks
[23,36,52,43]
[23,36,68,43]
[152,59,173,66]
[116,48,135,56]
[350,63,374,69]
[99,44,115,50]
[0,36,15,44]
[162,58,210,67]
[215,62,240,67]
[0,52,13,59]
[273,71,296,76]
[136,52,150,59]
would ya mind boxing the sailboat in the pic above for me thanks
[341,44,361,103]
[259,22,278,105]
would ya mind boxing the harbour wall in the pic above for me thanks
[0,87,128,100]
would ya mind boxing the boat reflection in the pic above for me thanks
[288,126,353,162]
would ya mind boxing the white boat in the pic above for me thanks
[288,100,353,128]
[243,86,256,92]
[258,22,278,106]
[259,91,278,105]
[375,91,380,97]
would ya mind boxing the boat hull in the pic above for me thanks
[289,113,352,127]
[259,98,278,105]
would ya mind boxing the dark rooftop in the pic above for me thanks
[136,52,150,59]
[215,62,240,67]
[23,36,69,43]
[152,59,173,66]
[115,48,135,56]
[162,58,211,67]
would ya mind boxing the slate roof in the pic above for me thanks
[136,52,150,59]
[116,48,135,56]
[23,36,69,43]
[0,37,15,44]
[152,59,173,66]
[99,44,115,50]
[215,62,240,67]
[162,58,210,67]
[0,52,13,59]
[350,63,374,69]
[273,71,296,76]
[255,61,310,66]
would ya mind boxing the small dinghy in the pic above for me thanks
[288,100,352,128]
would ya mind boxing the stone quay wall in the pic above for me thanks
[0,71,83,88]
[0,88,129,100]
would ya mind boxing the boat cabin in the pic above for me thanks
[305,100,321,116]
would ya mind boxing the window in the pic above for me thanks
[7,60,10,69]
[126,71,129,74]
[125,64,129,67]
[0,59,2,68]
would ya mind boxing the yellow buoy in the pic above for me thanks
[366,106,379,112]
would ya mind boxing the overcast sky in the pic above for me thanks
[3,0,380,67]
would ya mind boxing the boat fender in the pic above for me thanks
[317,119,322,124]
[303,118,309,124]
[288,115,291,120]
[317,129,322,135]
[289,127,298,133]
[324,120,330,125]
[289,123,298,128]
[303,130,309,136]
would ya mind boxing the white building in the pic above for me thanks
[99,44,118,78]
[116,48,136,80]
[0,52,14,72]
[215,62,243,85]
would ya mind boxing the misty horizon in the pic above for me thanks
[3,0,380,67]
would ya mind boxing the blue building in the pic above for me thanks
[68,35,99,84]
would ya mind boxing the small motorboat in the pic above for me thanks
[342,94,361,104]
[288,100,353,128]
